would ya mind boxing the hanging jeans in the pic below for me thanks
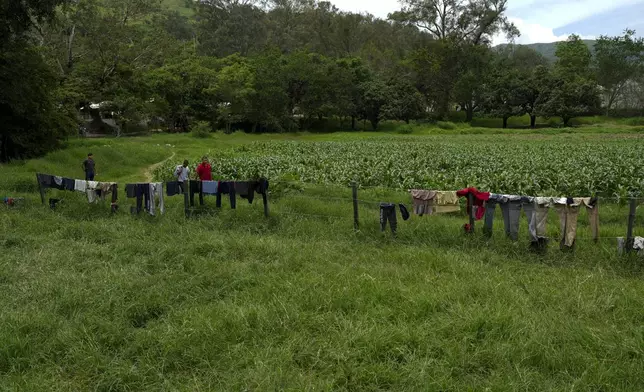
[555,201,599,248]
[535,198,551,239]
[380,203,397,234]
[483,199,499,236]
[500,200,523,241]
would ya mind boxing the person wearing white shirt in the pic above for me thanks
[174,160,190,193]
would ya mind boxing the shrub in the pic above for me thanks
[623,117,644,126]
[437,121,457,130]
[191,121,211,138]
[397,125,413,134]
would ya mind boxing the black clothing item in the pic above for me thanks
[399,204,410,221]
[216,181,237,209]
[237,179,270,204]
[380,203,398,234]
[235,182,251,202]
[63,178,75,191]
[37,174,53,187]
[125,183,150,214]
[52,176,65,190]
[166,181,181,197]
[86,172,95,181]
[189,180,203,207]
[125,184,137,198]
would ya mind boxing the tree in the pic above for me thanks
[390,0,518,44]
[536,36,601,126]
[359,79,389,130]
[594,30,644,114]
[499,45,549,128]
[483,57,523,128]
[382,73,426,123]
[0,0,77,161]
[453,43,491,121]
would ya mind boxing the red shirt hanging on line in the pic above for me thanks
[456,187,490,221]
[196,163,212,181]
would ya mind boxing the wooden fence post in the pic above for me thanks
[468,193,475,233]
[36,174,45,205]
[626,198,637,252]
[263,192,269,218]
[184,189,190,218]
[352,182,359,231]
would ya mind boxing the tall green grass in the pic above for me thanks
[1,132,643,390]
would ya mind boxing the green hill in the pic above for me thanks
[497,40,596,62]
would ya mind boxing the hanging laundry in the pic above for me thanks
[202,180,219,195]
[148,182,164,216]
[399,204,410,221]
[554,197,599,248]
[484,194,538,242]
[125,183,151,214]
[74,179,87,193]
[380,203,397,234]
[236,179,270,204]
[63,178,75,191]
[86,181,101,203]
[433,191,460,214]
[534,197,552,239]
[216,181,237,209]
[410,190,437,216]
[166,181,182,197]
[456,188,490,221]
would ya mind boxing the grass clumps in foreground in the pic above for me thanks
[0,131,644,390]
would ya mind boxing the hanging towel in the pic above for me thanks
[202,180,219,195]
[75,179,87,193]
[433,191,460,213]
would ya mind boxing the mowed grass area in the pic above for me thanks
[1,128,644,390]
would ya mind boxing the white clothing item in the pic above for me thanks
[148,182,165,216]
[175,165,190,182]
[74,179,87,193]
[535,197,552,207]
[635,237,644,254]
[86,181,100,203]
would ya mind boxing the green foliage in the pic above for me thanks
[437,121,457,130]
[191,121,211,138]
[155,134,644,197]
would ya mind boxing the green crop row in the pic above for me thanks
[154,139,644,197]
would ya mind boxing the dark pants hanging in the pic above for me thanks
[380,203,397,234]
[216,182,237,209]
[189,181,203,207]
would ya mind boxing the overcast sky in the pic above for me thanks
[329,0,644,44]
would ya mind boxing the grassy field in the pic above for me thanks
[1,127,644,390]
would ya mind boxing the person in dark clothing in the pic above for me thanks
[82,153,96,181]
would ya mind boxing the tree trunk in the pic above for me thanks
[563,117,570,127]
[466,104,474,122]
[502,116,508,129]
[351,116,356,130]
[530,115,536,129]
[405,118,410,124]
[370,118,379,131]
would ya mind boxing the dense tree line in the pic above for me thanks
[1,0,644,160]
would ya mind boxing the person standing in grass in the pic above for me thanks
[82,153,96,181]
[174,160,190,193]
[196,156,212,181]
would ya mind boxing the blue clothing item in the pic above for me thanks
[202,181,219,195]
[86,172,95,181]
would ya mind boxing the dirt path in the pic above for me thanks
[144,151,176,182]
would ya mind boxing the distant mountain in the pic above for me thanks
[496,40,596,62]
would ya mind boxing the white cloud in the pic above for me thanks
[494,17,596,45]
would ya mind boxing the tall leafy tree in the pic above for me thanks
[594,30,644,114]
[537,35,601,126]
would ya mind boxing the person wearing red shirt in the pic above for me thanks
[195,157,212,181]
